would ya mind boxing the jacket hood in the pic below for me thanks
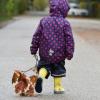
[49,0,70,18]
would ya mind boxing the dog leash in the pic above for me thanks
[21,55,38,75]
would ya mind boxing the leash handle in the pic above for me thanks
[33,55,38,67]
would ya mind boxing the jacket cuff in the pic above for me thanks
[66,53,73,60]
[30,47,37,55]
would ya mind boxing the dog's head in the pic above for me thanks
[12,70,37,96]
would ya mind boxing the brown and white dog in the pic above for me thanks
[12,70,37,96]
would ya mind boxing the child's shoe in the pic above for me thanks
[35,77,43,93]
[54,77,65,94]
[54,86,65,94]
[35,68,48,93]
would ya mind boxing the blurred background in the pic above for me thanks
[0,0,100,21]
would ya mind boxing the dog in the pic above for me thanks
[12,70,37,96]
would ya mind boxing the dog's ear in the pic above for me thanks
[12,72,16,84]
[12,70,21,84]
[30,76,37,84]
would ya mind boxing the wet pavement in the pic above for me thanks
[0,16,100,100]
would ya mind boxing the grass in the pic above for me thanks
[0,15,11,22]
[0,15,12,28]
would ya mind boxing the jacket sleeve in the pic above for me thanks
[64,21,75,60]
[30,21,42,55]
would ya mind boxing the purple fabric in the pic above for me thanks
[30,0,74,63]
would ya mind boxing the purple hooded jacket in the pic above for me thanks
[30,0,74,63]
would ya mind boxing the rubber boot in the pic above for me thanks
[35,68,47,93]
[54,77,65,94]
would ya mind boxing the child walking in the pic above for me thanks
[30,0,74,94]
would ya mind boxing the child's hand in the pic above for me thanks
[33,54,38,67]
[33,54,37,58]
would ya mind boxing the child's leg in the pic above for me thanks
[35,68,48,93]
[54,77,64,94]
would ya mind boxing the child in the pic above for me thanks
[30,0,74,94]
